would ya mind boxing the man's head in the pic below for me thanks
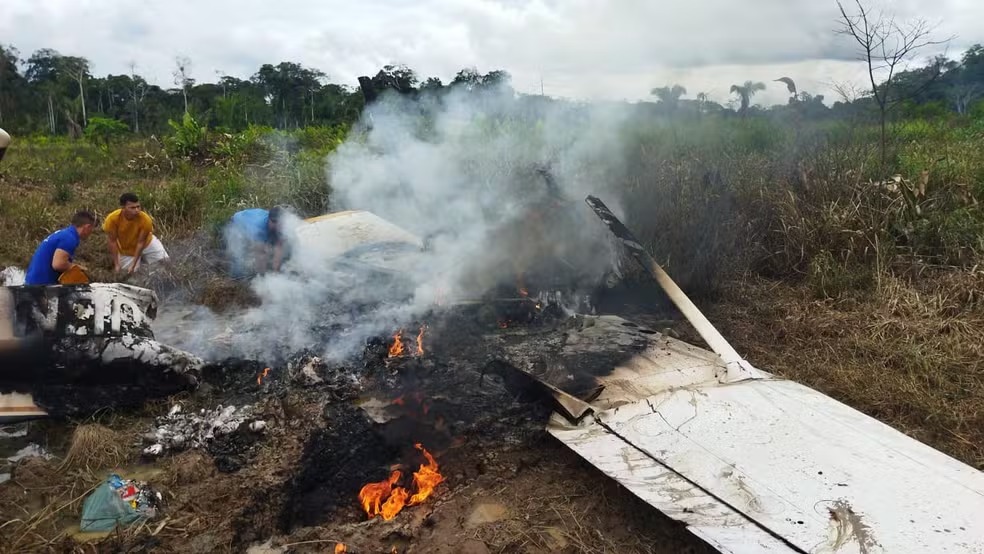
[71,211,97,239]
[119,192,141,220]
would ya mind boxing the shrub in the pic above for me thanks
[164,112,209,161]
[84,117,130,146]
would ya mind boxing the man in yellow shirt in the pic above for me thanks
[103,192,169,275]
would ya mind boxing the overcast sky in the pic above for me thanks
[3,0,981,107]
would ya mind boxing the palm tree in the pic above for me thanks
[650,84,687,110]
[775,77,797,104]
[729,81,766,114]
[695,92,709,116]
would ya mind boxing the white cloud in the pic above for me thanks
[2,0,980,106]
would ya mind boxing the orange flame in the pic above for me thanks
[388,330,405,357]
[498,320,509,329]
[359,470,402,518]
[388,326,426,358]
[408,443,444,506]
[257,367,270,385]
[335,544,347,554]
[381,486,410,520]
[415,325,426,356]
[357,444,444,521]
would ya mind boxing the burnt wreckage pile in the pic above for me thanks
[213,291,663,542]
[157,246,653,539]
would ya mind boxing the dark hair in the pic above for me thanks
[71,210,96,227]
[268,206,283,223]
[119,192,139,206]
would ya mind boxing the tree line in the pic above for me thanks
[0,35,982,140]
[0,45,521,137]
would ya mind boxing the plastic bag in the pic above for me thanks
[80,480,143,532]
[80,474,161,532]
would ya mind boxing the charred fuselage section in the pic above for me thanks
[0,283,203,417]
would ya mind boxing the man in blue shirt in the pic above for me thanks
[24,211,97,286]
[223,207,285,277]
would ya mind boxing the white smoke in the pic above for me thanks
[162,85,636,364]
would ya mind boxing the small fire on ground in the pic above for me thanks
[334,544,347,553]
[358,443,444,521]
[256,367,271,385]
[388,326,426,358]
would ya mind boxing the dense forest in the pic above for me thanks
[1,42,983,138]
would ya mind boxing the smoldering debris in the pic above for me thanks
[142,404,264,460]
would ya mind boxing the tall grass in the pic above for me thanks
[1,110,982,294]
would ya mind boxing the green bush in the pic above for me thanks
[164,112,209,161]
[295,125,348,151]
[85,117,130,146]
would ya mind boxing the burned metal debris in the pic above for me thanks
[1,283,204,417]
[141,404,261,458]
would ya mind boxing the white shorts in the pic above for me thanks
[120,236,169,270]
[0,287,13,340]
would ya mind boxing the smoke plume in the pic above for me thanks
[163,85,637,364]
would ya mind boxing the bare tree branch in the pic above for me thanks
[835,0,953,169]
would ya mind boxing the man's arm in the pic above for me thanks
[51,248,78,273]
[253,243,268,273]
[271,241,284,271]
[106,231,120,271]
[128,230,150,274]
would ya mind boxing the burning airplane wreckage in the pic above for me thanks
[2,185,983,553]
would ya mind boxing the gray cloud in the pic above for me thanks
[2,0,981,106]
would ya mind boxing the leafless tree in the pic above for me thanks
[829,79,869,104]
[60,56,90,126]
[173,56,194,114]
[128,62,146,133]
[836,0,952,170]
[949,83,981,115]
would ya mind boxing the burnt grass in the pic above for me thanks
[275,351,557,535]
[139,304,574,551]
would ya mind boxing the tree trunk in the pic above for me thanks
[78,77,87,126]
[47,94,55,134]
[879,108,887,172]
[64,109,82,139]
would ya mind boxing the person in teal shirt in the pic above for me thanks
[223,207,285,277]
